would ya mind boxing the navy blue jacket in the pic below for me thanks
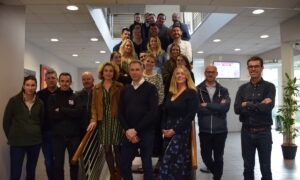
[197,81,230,134]
[234,79,275,127]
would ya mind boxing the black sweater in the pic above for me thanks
[119,81,158,132]
[48,88,82,136]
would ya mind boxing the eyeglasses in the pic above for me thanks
[247,65,261,69]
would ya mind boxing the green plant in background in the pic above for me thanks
[278,73,299,146]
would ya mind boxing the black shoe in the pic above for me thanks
[200,167,211,173]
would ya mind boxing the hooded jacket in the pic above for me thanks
[196,81,230,134]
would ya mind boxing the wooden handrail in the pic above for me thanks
[71,130,92,164]
[191,120,198,170]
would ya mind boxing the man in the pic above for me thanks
[171,12,191,41]
[139,51,148,62]
[74,72,94,138]
[119,60,158,180]
[156,13,170,51]
[148,23,170,52]
[197,64,230,180]
[113,27,130,52]
[143,13,156,39]
[129,13,144,39]
[37,68,58,180]
[234,56,275,180]
[167,25,192,62]
[48,72,82,180]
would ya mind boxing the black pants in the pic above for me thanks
[199,132,227,180]
[52,135,80,180]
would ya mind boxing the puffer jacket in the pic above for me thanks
[196,81,230,134]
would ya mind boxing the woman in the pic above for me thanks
[110,51,132,85]
[176,54,195,82]
[119,39,138,73]
[159,66,199,180]
[87,62,123,180]
[143,54,165,171]
[147,36,167,74]
[3,75,44,180]
[162,43,181,97]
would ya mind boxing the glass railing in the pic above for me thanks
[181,12,210,35]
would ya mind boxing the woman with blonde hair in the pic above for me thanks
[119,39,138,73]
[159,66,199,180]
[87,62,123,180]
[147,36,167,74]
[110,51,132,85]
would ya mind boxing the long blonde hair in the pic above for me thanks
[119,39,137,61]
[169,66,196,94]
[147,36,164,55]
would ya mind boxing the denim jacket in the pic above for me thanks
[234,79,275,128]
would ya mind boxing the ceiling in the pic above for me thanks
[1,0,300,67]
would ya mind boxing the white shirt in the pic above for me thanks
[131,78,145,90]
[167,40,192,62]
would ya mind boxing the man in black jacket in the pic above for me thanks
[234,56,275,180]
[119,60,158,180]
[48,72,81,180]
[74,72,94,138]
[113,27,130,52]
[197,64,230,180]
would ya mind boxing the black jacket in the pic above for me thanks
[197,81,230,134]
[234,79,275,127]
[48,88,82,137]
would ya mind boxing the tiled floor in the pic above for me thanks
[133,131,299,180]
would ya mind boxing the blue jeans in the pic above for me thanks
[10,144,41,180]
[42,131,54,180]
[241,129,273,180]
[120,130,154,180]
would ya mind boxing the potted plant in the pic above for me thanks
[277,73,299,159]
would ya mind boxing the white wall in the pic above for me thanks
[0,5,25,179]
[24,41,79,91]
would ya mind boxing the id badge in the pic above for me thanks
[69,99,74,105]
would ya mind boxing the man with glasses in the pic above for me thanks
[234,56,275,180]
[196,64,230,180]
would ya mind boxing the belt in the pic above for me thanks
[242,126,270,133]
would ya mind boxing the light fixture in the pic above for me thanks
[213,39,221,43]
[66,5,79,11]
[90,37,98,42]
[234,48,241,51]
[252,9,264,15]
[95,61,100,64]
[197,51,204,54]
[72,54,78,57]
[99,50,106,54]
[50,38,59,42]
[260,34,269,39]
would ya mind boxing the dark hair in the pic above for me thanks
[110,51,121,61]
[177,54,191,70]
[59,72,72,82]
[247,56,264,67]
[158,13,166,19]
[121,27,130,34]
[22,75,37,92]
[133,23,142,29]
[149,23,158,28]
[134,13,140,16]
[172,23,182,31]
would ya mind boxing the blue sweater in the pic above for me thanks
[118,81,158,132]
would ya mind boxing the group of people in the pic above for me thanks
[2,11,275,180]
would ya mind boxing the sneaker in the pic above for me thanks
[200,167,211,173]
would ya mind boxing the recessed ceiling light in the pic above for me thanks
[50,38,59,42]
[66,5,79,11]
[99,50,106,54]
[197,51,204,54]
[90,37,99,42]
[95,61,100,64]
[213,39,221,43]
[234,48,241,51]
[252,9,264,15]
[260,34,269,39]
[72,54,78,57]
